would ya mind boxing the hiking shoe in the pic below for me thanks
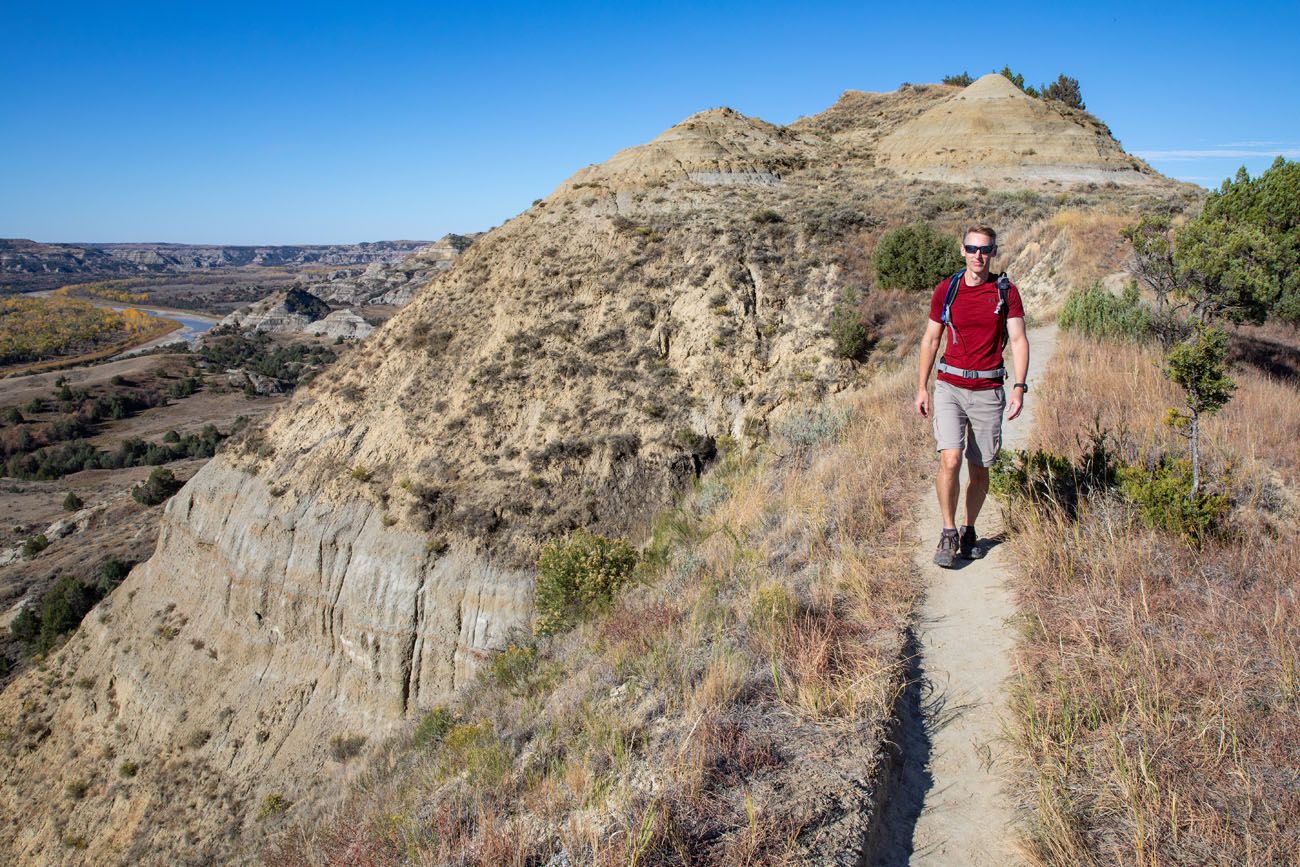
[933,529,960,568]
[958,525,988,560]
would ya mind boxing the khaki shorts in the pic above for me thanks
[933,380,1006,467]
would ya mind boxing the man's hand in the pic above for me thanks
[915,387,930,417]
[1006,387,1024,420]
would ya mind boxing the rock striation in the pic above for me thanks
[875,73,1156,185]
[217,287,331,334]
[310,233,478,306]
[0,78,1197,864]
[303,309,375,341]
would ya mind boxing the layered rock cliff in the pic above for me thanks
[0,239,429,293]
[0,78,1197,864]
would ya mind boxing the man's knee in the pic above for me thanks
[938,449,963,473]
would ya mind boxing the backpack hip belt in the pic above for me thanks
[937,358,1007,380]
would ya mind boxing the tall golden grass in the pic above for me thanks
[1005,332,1300,865]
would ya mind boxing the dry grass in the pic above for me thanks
[263,366,930,865]
[1003,332,1300,865]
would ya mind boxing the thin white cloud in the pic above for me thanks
[1135,147,1300,161]
[1220,140,1287,148]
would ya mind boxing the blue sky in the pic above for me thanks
[2,1,1295,245]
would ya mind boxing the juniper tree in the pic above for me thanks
[1040,74,1085,109]
[1163,324,1235,496]
[1176,157,1300,326]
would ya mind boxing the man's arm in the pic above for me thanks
[1005,317,1029,421]
[915,318,944,417]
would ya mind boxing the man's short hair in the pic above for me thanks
[963,225,998,246]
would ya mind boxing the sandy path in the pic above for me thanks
[872,323,1057,865]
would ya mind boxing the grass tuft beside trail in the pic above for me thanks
[1002,333,1300,865]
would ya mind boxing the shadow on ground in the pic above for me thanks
[867,627,934,866]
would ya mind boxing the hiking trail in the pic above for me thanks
[873,322,1058,866]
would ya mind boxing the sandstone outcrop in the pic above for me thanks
[217,287,331,334]
[312,233,478,305]
[0,79,1197,864]
[875,73,1156,185]
[303,309,375,341]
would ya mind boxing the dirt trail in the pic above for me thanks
[872,323,1057,866]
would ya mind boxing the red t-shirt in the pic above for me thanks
[928,275,1024,390]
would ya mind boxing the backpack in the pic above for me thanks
[940,269,1012,349]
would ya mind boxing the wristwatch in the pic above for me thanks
[1012,382,1028,392]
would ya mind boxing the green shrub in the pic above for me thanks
[259,793,289,819]
[98,558,132,594]
[35,575,100,653]
[65,779,89,800]
[1057,281,1153,343]
[943,72,974,86]
[776,406,850,449]
[489,644,537,693]
[118,761,139,778]
[21,534,49,560]
[751,209,783,224]
[871,223,963,292]
[992,448,1076,505]
[412,706,455,749]
[1118,458,1228,547]
[62,491,83,511]
[829,286,870,360]
[132,468,181,506]
[9,606,38,644]
[535,530,639,635]
[439,722,509,787]
[328,733,367,762]
[992,428,1118,517]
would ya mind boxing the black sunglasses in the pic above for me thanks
[963,243,996,255]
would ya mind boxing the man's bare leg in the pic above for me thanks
[964,460,989,527]
[937,448,962,530]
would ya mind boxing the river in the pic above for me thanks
[30,290,221,355]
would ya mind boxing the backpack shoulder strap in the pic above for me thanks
[995,271,1011,347]
[939,269,966,348]
[940,269,965,324]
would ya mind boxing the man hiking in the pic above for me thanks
[915,226,1030,567]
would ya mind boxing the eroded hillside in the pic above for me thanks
[0,75,1197,864]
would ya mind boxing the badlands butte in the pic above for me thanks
[0,74,1196,863]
